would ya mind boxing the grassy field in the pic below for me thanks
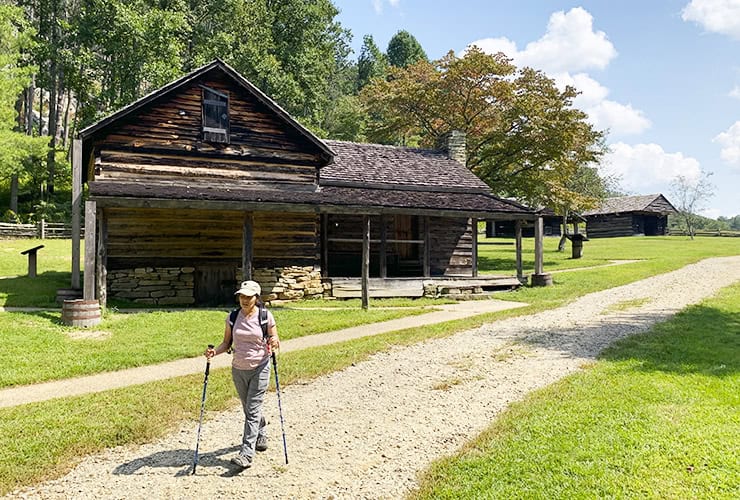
[412,282,740,499]
[0,236,737,495]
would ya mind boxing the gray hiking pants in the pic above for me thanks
[231,358,270,458]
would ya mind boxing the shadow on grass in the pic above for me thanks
[511,303,738,377]
[0,272,71,307]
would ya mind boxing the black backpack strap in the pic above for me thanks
[227,307,239,353]
[259,304,269,342]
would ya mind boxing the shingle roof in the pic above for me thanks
[322,140,489,192]
[582,194,677,216]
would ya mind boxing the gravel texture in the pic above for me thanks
[9,256,740,500]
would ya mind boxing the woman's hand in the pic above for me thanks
[204,346,216,359]
[268,335,280,351]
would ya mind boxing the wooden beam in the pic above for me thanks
[96,207,107,308]
[84,200,97,300]
[321,213,328,278]
[471,217,478,277]
[379,214,387,279]
[515,220,523,283]
[71,139,81,289]
[361,214,370,309]
[242,212,254,280]
[423,216,431,277]
[534,216,544,275]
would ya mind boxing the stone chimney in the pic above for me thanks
[437,130,467,166]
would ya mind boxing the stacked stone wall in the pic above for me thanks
[107,267,195,305]
[249,266,327,300]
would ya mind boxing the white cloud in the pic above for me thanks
[466,8,646,137]
[729,85,740,99]
[682,0,740,39]
[713,121,740,166]
[587,101,651,136]
[603,143,702,192]
[372,0,400,14]
[468,8,616,73]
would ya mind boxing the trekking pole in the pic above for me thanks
[191,344,214,475]
[271,352,289,465]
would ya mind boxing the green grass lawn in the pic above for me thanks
[0,236,737,495]
[0,306,431,387]
[412,282,740,499]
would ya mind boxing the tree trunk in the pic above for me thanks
[10,176,19,214]
[62,87,72,147]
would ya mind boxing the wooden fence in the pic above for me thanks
[667,229,740,237]
[0,221,82,239]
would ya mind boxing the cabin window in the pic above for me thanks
[201,85,229,143]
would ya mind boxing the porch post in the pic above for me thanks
[471,217,478,277]
[321,213,328,278]
[96,207,107,308]
[361,214,370,309]
[242,212,253,281]
[83,200,97,300]
[515,220,523,283]
[379,214,387,279]
[71,139,81,289]
[423,215,430,277]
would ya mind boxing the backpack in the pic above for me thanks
[227,303,269,353]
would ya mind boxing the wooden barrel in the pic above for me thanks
[56,288,82,304]
[62,299,101,328]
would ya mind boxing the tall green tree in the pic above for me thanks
[386,29,426,68]
[357,34,387,90]
[361,47,607,208]
[0,2,48,217]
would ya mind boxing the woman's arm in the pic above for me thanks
[205,323,233,358]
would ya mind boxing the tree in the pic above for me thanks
[386,30,426,68]
[0,2,49,216]
[360,47,607,206]
[357,34,387,90]
[670,170,715,240]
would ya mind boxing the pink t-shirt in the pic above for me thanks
[227,308,276,370]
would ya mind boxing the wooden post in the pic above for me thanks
[242,212,253,281]
[40,219,46,239]
[83,200,96,300]
[534,216,544,275]
[515,220,524,283]
[379,214,387,279]
[531,216,553,286]
[96,207,107,308]
[423,215,431,277]
[71,139,81,289]
[321,213,328,278]
[471,217,478,277]
[361,214,370,310]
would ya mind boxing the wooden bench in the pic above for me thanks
[20,245,44,278]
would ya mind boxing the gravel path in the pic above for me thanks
[9,256,740,500]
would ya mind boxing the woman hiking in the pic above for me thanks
[205,280,280,469]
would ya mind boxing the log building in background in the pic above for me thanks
[582,194,677,238]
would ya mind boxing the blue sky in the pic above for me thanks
[333,0,740,218]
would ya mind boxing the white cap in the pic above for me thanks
[234,280,261,297]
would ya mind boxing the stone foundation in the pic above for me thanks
[248,266,328,301]
[107,267,195,305]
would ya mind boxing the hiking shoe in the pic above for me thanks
[255,434,268,452]
[230,454,252,469]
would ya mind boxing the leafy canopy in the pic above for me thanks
[361,46,607,210]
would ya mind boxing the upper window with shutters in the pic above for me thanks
[201,85,230,143]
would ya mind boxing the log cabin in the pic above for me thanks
[73,59,538,306]
[582,194,677,238]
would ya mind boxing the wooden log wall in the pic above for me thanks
[105,207,319,268]
[91,70,323,189]
[585,214,634,238]
[429,216,473,276]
